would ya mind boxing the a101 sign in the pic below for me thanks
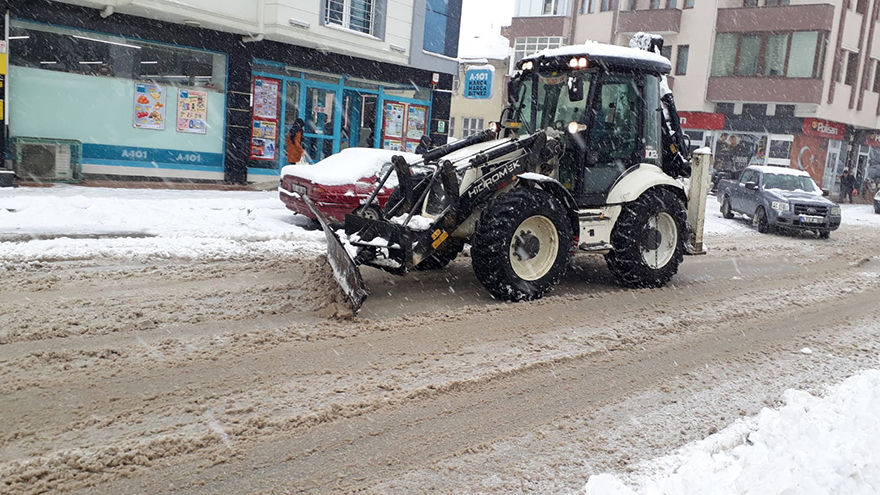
[464,68,493,99]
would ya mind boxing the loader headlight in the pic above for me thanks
[568,121,587,134]
[771,201,790,212]
[568,57,588,69]
[522,61,534,71]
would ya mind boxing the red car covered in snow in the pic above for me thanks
[279,148,424,224]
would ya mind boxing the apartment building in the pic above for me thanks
[503,0,880,192]
[1,0,461,183]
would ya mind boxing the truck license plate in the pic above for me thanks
[799,215,823,224]
[292,184,307,195]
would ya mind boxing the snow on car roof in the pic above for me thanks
[280,148,422,186]
[521,40,671,72]
[750,165,812,177]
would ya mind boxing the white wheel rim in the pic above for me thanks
[640,212,677,269]
[361,207,380,220]
[509,215,559,281]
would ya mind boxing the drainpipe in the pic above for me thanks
[568,0,578,44]
[242,0,266,43]
[611,0,620,44]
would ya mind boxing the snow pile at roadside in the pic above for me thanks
[0,184,326,262]
[585,369,880,494]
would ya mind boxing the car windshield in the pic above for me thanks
[763,173,819,193]
[513,71,593,136]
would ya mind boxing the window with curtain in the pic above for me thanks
[582,0,599,13]
[325,0,375,35]
[516,0,571,15]
[764,34,788,76]
[675,45,689,75]
[711,33,737,76]
[712,31,826,79]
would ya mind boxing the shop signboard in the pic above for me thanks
[792,134,829,186]
[678,112,725,130]
[802,118,845,140]
[863,132,880,148]
[251,77,280,161]
[133,82,167,130]
[464,66,494,99]
[176,89,208,134]
[714,132,766,174]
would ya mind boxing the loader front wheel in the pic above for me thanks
[605,188,686,289]
[472,188,572,301]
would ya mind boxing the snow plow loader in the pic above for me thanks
[307,35,706,314]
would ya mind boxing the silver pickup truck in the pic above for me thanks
[717,165,841,238]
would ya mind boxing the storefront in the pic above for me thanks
[6,15,233,181]
[248,60,433,171]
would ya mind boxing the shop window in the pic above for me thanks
[513,36,566,67]
[515,0,572,15]
[9,21,226,91]
[462,117,484,137]
[711,31,826,79]
[775,104,795,117]
[675,45,689,75]
[845,51,860,86]
[424,0,460,57]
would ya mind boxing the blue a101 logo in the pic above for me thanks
[464,68,493,99]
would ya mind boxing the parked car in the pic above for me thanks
[717,165,841,238]
[874,189,880,214]
[279,148,423,224]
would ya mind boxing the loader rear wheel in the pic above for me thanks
[605,188,685,289]
[385,186,462,271]
[472,188,572,301]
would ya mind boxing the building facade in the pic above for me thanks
[1,0,461,183]
[503,0,880,194]
[449,31,510,141]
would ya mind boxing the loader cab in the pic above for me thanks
[509,50,667,207]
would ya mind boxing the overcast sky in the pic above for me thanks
[459,0,515,42]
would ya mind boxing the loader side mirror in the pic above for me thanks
[567,75,584,102]
[507,79,523,105]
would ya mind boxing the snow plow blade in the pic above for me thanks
[303,195,368,314]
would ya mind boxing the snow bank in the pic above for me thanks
[584,369,880,495]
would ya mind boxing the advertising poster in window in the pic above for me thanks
[405,104,428,153]
[382,102,405,150]
[251,77,280,161]
[792,134,828,186]
[714,132,766,175]
[176,89,208,134]
[133,82,166,130]
[253,78,280,120]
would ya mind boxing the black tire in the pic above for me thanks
[753,206,770,234]
[721,195,734,219]
[471,188,573,301]
[605,188,686,289]
[385,186,462,271]
[356,205,382,221]
[818,230,830,239]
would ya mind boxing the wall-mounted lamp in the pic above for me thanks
[289,18,310,29]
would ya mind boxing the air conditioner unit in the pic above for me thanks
[12,137,83,183]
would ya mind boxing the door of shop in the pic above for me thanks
[300,82,341,163]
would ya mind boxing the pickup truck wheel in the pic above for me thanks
[472,188,572,301]
[721,196,734,219]
[605,188,686,289]
[818,230,830,239]
[752,206,770,234]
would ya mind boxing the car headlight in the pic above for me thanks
[771,201,789,212]
[831,206,841,215]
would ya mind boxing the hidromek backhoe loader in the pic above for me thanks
[306,34,706,314]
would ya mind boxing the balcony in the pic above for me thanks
[617,8,682,35]
[716,4,835,33]
[505,15,568,39]
[707,77,824,104]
